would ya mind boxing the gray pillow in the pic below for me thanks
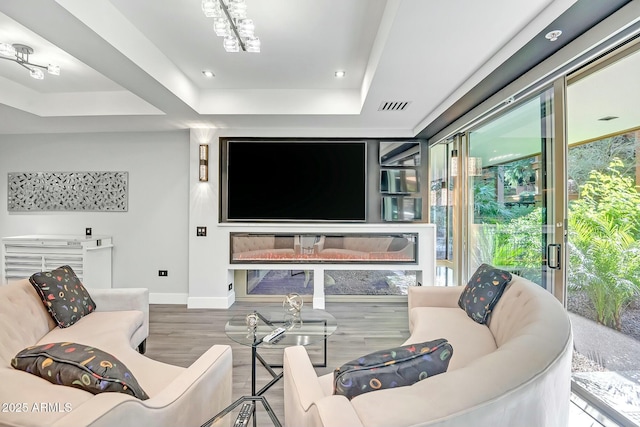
[458,263,512,324]
[334,339,453,400]
[29,265,96,328]
[12,342,148,399]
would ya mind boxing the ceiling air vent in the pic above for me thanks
[378,101,411,111]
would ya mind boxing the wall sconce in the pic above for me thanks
[450,149,458,177]
[450,149,482,177]
[468,157,483,176]
[199,144,209,182]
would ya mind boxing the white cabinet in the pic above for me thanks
[2,235,113,289]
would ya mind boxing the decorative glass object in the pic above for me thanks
[283,293,303,313]
[245,312,259,328]
[284,312,303,330]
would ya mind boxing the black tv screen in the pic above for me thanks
[227,141,367,221]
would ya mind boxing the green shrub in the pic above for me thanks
[473,207,543,284]
[568,159,640,330]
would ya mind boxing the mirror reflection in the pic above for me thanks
[381,169,419,193]
[379,142,421,166]
[382,197,422,221]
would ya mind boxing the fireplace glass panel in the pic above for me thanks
[246,270,314,295]
[324,270,418,295]
[230,233,418,263]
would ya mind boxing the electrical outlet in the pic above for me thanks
[196,226,207,237]
[158,270,168,277]
[85,227,92,237]
[228,283,233,291]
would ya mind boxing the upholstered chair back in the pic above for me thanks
[487,276,569,348]
[0,280,56,366]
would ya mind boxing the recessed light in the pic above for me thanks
[202,70,215,78]
[545,30,562,42]
[335,70,345,78]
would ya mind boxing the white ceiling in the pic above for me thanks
[0,0,594,136]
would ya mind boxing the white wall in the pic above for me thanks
[188,128,231,308]
[0,131,190,301]
[0,127,420,308]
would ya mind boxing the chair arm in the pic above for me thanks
[91,288,149,341]
[309,395,364,427]
[51,345,233,427]
[284,346,327,427]
[408,286,463,311]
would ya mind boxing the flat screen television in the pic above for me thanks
[226,141,367,222]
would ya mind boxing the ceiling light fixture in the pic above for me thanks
[0,43,60,79]
[202,70,215,78]
[201,0,260,53]
[335,70,345,78]
[545,30,562,42]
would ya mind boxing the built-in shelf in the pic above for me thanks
[379,141,422,222]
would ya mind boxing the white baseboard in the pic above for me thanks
[187,293,234,309]
[149,292,188,305]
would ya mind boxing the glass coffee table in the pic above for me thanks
[202,308,337,427]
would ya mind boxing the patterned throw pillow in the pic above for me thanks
[333,339,453,400]
[29,265,96,328]
[12,342,149,400]
[458,263,512,324]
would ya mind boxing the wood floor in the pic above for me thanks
[145,301,610,427]
[145,301,410,427]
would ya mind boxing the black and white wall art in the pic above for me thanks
[7,172,129,212]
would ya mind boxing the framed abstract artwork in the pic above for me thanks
[7,172,128,212]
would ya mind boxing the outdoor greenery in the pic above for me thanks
[472,175,533,224]
[472,142,640,331]
[568,134,637,188]
[502,158,537,189]
[472,160,540,283]
[567,159,640,330]
[473,207,542,283]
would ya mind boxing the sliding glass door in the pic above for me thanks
[426,30,640,426]
[566,41,640,426]
[429,140,456,286]
[465,87,564,293]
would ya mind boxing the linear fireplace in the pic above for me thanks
[230,233,417,264]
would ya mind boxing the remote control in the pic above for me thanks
[233,402,253,427]
[262,326,286,343]
[270,333,286,344]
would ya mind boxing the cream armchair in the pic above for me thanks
[283,275,572,427]
[0,280,232,427]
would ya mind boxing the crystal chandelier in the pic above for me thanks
[0,43,61,79]
[201,0,260,53]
